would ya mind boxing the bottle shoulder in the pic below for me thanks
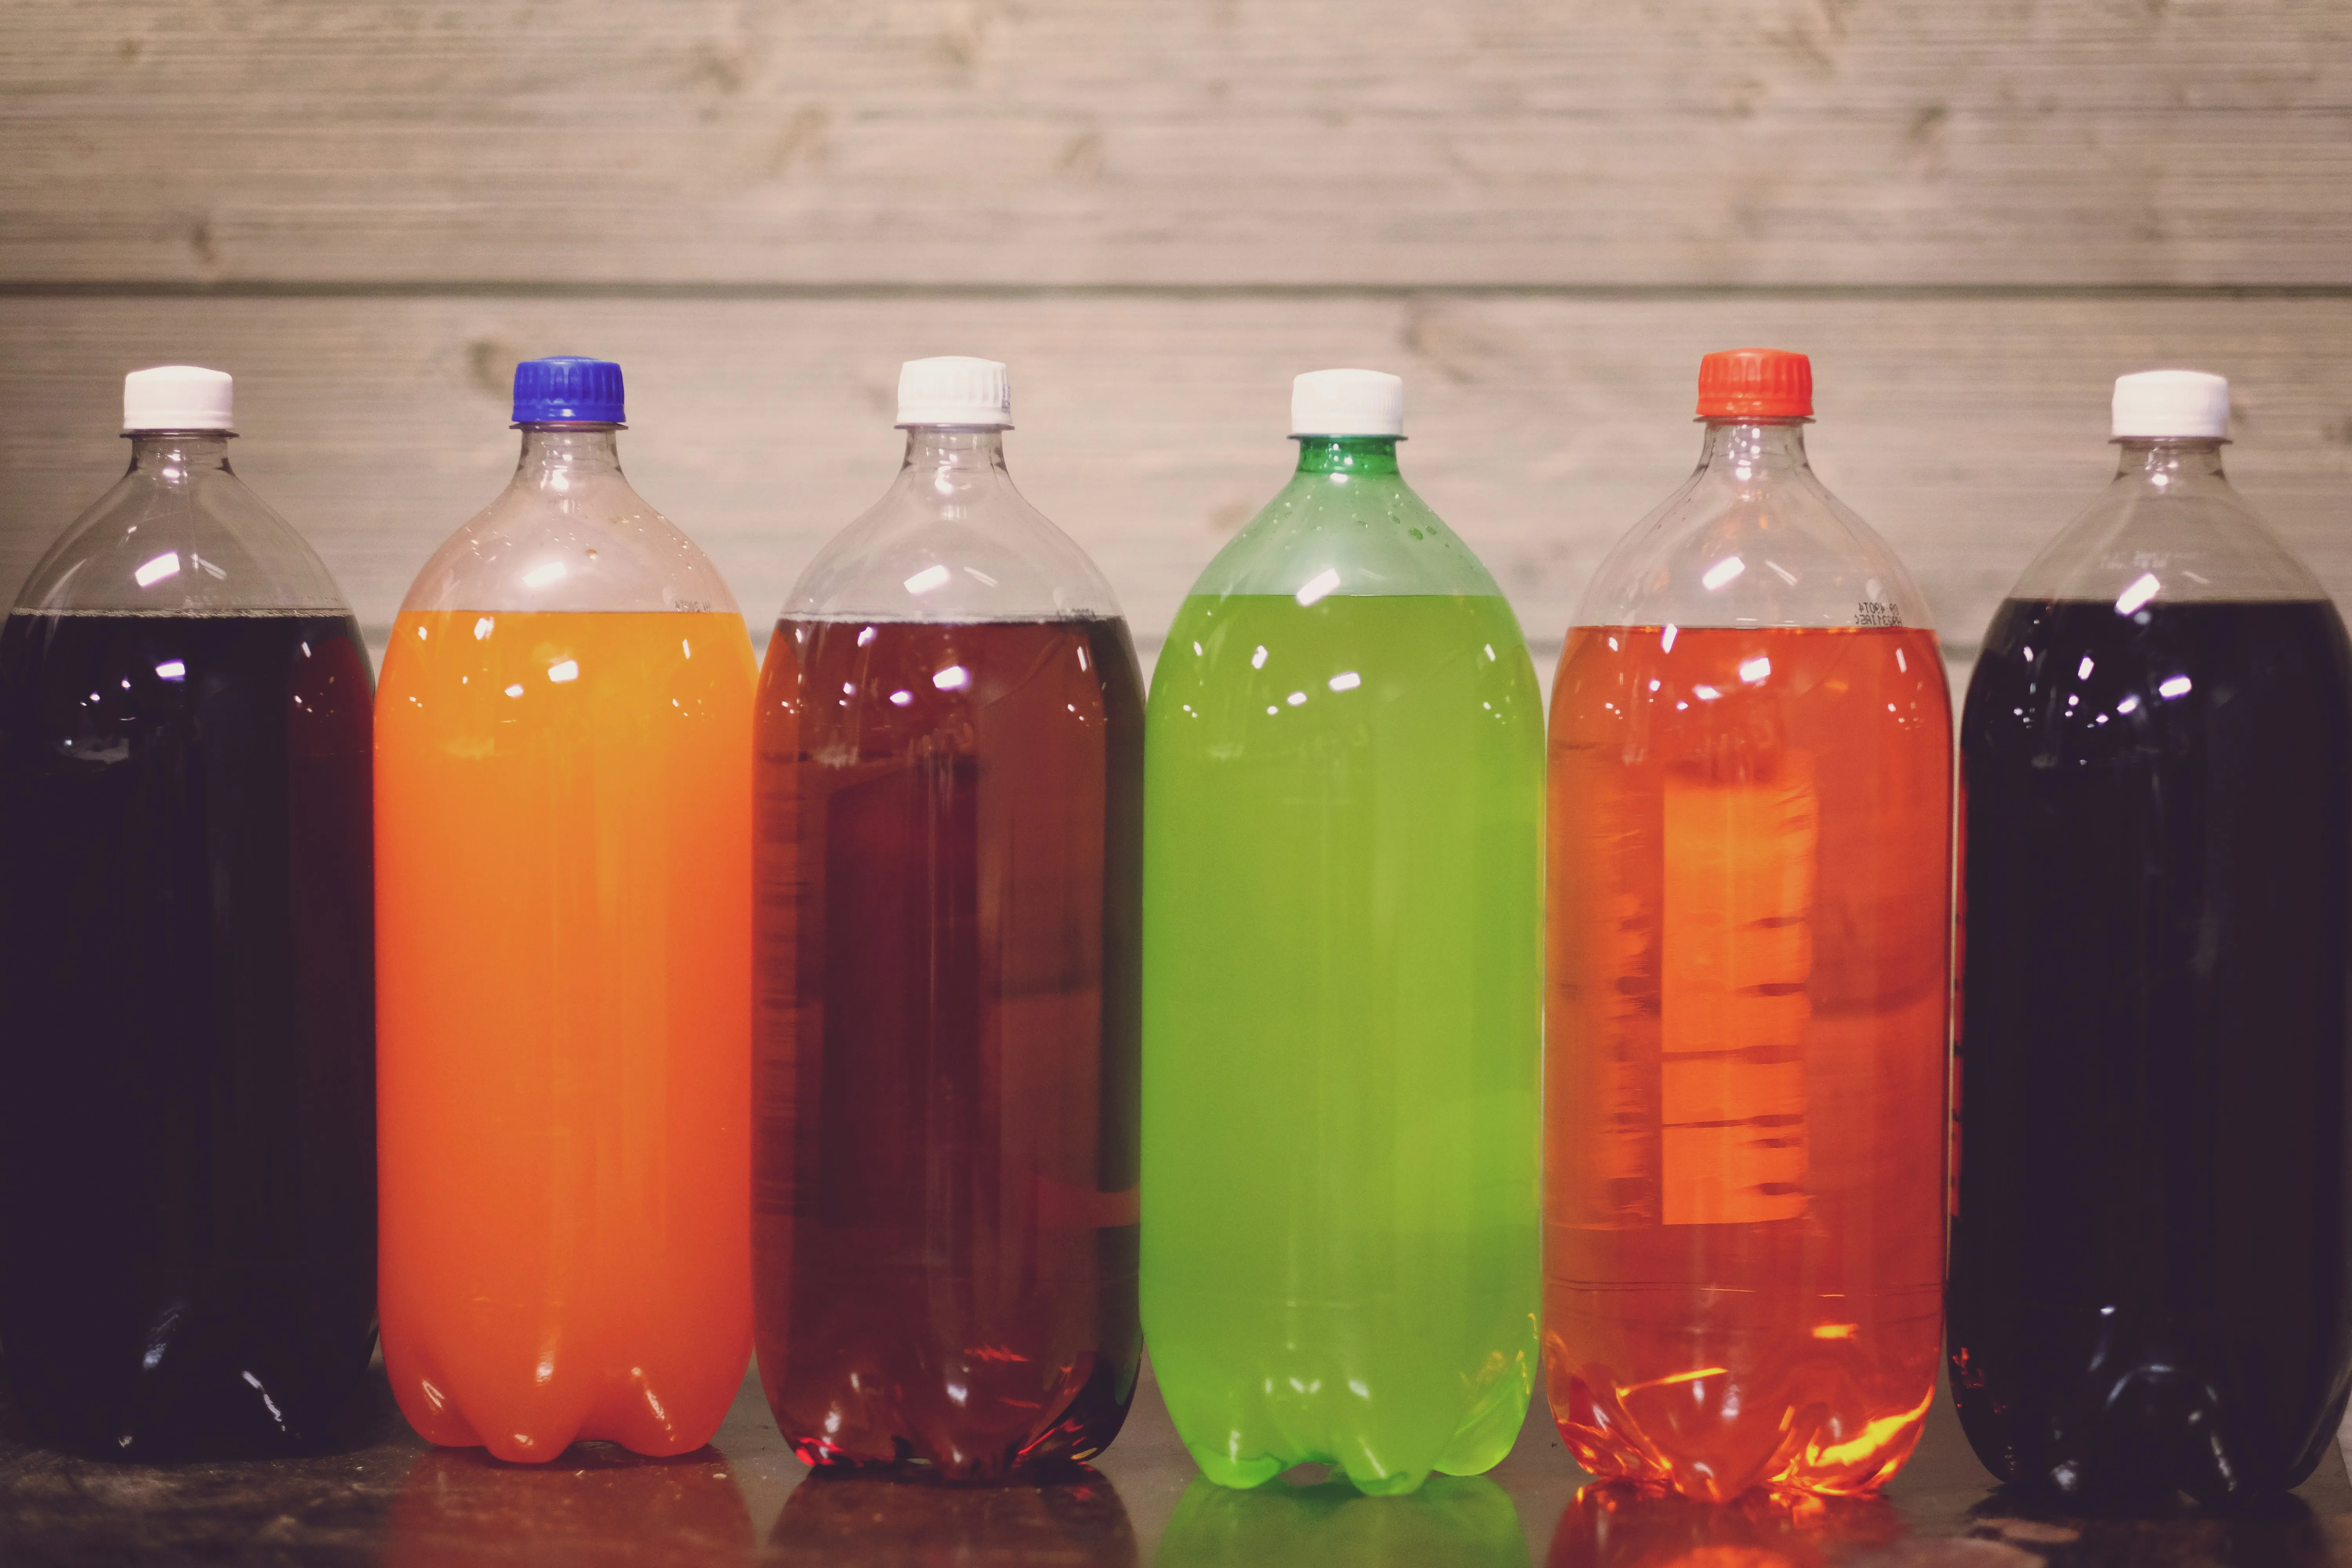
[2006,470,2325,606]
[1186,467,1509,603]
[1575,462,1934,633]
[783,467,1120,623]
[13,461,350,615]
[400,469,738,615]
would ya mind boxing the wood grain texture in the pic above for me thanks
[5,0,2352,287]
[4,294,2348,670]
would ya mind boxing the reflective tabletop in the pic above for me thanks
[2,1359,2348,1566]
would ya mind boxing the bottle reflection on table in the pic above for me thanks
[383,1444,753,1568]
[1158,1472,1526,1568]
[767,1466,1136,1566]
[1547,1480,1900,1568]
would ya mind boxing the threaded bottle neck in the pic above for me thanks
[516,425,624,480]
[1697,419,1812,476]
[2112,437,2228,484]
[1294,436,1401,477]
[127,433,233,477]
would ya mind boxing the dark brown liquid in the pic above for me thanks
[753,616,1144,1481]
[1952,597,2352,1504]
[0,610,376,1459]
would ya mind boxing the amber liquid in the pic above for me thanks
[754,617,1144,1481]
[1544,625,1951,1500]
[376,610,756,1462]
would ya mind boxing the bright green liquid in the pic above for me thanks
[1141,592,1544,1495]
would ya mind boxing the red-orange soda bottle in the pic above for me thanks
[1544,350,1952,1500]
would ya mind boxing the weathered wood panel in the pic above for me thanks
[4,293,2348,669]
[4,0,2351,287]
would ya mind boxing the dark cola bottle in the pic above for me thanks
[1950,369,2352,1504]
[0,366,376,1457]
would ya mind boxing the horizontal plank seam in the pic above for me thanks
[9,282,2352,302]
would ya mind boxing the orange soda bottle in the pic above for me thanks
[1545,350,1951,1499]
[376,358,755,1460]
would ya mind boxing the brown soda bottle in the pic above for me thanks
[753,356,1144,1480]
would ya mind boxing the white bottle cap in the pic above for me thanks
[122,365,235,433]
[896,356,1012,429]
[2112,369,2229,440]
[1291,368,1405,437]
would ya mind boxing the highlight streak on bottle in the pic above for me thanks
[1615,1366,1731,1397]
[1660,757,1814,1227]
[1550,746,1660,1230]
[1800,1382,1937,1474]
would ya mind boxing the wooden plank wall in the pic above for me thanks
[5,0,2352,685]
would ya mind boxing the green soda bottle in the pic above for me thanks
[1141,369,1544,1495]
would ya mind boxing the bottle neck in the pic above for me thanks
[898,430,1011,479]
[2112,437,2229,488]
[515,424,624,482]
[126,432,233,478]
[1294,436,1401,477]
[1696,419,1812,475]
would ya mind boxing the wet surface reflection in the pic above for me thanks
[767,1464,1135,1566]
[2,1364,2352,1563]
[1958,1487,2340,1568]
[1548,1482,1904,1568]
[1157,1471,1527,1566]
[386,1445,754,1567]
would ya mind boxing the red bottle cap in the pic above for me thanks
[1695,348,1813,419]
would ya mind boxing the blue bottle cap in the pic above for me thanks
[512,356,625,425]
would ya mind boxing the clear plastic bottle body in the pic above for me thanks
[375,423,754,1461]
[1546,417,1952,1500]
[754,427,1145,1479]
[1142,436,1545,1496]
[1950,438,2352,1503]
[0,433,377,1456]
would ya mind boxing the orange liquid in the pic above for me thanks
[376,610,755,1461]
[1544,625,1950,1500]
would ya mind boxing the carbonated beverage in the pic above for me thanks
[0,368,376,1457]
[377,358,754,1461]
[1143,370,1544,1496]
[755,358,1144,1479]
[1949,371,2352,1503]
[1546,350,1951,1500]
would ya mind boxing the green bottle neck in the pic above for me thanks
[1292,436,1401,477]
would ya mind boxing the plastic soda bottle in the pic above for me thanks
[1545,350,1951,1499]
[1948,371,2352,1503]
[753,357,1144,1479]
[0,367,377,1457]
[1142,369,1544,1495]
[376,357,755,1460]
